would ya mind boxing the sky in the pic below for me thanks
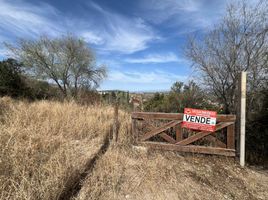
[0,0,230,91]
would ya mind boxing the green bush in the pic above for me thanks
[0,58,29,97]
[25,79,61,100]
[0,58,60,100]
[144,81,219,113]
[246,90,268,165]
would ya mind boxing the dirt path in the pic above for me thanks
[58,133,111,200]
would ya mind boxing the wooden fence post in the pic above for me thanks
[113,102,119,142]
[239,71,247,167]
[132,118,137,143]
[227,124,235,149]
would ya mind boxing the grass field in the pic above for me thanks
[0,97,267,200]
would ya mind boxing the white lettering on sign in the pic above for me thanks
[183,114,216,125]
[182,108,217,132]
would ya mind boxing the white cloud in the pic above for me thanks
[80,32,104,45]
[141,0,201,23]
[125,52,182,63]
[101,25,156,54]
[108,69,186,84]
[0,49,8,57]
[0,0,159,55]
[0,0,63,37]
[87,2,159,54]
[100,68,191,91]
[139,0,226,30]
[99,59,122,69]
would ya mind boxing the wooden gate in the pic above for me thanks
[131,112,236,156]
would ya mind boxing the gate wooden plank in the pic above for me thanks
[227,124,235,149]
[205,135,227,148]
[132,119,138,141]
[216,114,236,122]
[132,112,183,120]
[175,122,234,146]
[141,120,182,141]
[144,120,176,144]
[159,133,176,144]
[176,125,183,142]
[131,112,236,122]
[142,142,235,157]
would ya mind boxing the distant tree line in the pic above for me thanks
[144,81,219,113]
[101,90,130,106]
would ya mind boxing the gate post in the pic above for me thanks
[239,71,247,167]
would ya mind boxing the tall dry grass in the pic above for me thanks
[0,97,130,200]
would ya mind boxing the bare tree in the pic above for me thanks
[186,0,268,114]
[5,34,107,98]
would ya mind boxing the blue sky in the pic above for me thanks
[0,0,230,91]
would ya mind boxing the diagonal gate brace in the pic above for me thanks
[175,122,234,146]
[141,120,182,141]
[143,120,177,144]
[206,135,227,148]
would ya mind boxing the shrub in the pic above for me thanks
[0,59,29,97]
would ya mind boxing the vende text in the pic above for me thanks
[183,115,215,125]
[182,108,217,132]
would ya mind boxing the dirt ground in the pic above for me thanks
[75,145,268,200]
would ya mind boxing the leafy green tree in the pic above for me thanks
[144,92,166,112]
[171,81,183,93]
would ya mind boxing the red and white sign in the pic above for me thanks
[182,108,217,132]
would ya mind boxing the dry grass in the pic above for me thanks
[1,97,267,200]
[0,97,130,200]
